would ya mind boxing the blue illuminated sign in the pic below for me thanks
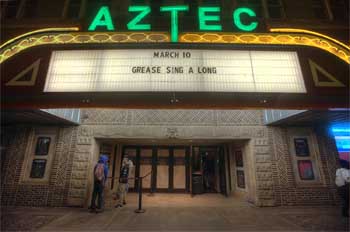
[331,125,350,159]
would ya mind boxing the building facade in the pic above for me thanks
[1,109,345,207]
[1,0,349,207]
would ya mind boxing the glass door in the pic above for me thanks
[157,148,169,190]
[218,146,227,196]
[173,148,187,191]
[139,148,153,190]
[122,147,137,190]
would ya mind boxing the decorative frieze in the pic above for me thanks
[258,190,274,198]
[255,138,269,146]
[73,152,89,162]
[88,125,268,140]
[70,180,86,189]
[257,172,273,180]
[166,128,179,139]
[72,161,89,171]
[257,180,274,189]
[255,146,270,154]
[75,145,93,153]
[80,109,263,126]
[256,155,272,163]
[78,126,93,137]
[69,189,85,198]
[77,137,91,145]
[71,171,87,180]
[256,163,272,172]
[82,109,128,125]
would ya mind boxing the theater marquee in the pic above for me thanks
[45,49,305,93]
[1,26,348,109]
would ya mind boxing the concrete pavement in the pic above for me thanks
[1,193,349,231]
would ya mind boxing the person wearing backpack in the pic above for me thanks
[335,159,350,217]
[90,154,109,213]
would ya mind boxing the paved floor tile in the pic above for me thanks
[1,193,349,231]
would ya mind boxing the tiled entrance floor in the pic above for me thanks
[1,193,349,231]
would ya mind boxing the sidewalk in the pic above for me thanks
[1,193,349,231]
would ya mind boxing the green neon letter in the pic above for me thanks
[160,5,189,42]
[233,7,258,31]
[127,6,151,30]
[88,6,115,31]
[198,7,222,31]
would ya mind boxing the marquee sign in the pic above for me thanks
[45,49,305,93]
[0,26,348,109]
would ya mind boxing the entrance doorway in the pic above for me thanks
[121,146,190,193]
[102,142,231,196]
[192,146,227,195]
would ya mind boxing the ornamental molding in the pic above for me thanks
[86,125,267,139]
[1,28,348,64]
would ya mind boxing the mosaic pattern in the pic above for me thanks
[131,110,215,126]
[1,28,349,64]
[82,109,128,125]
[79,109,262,126]
[216,110,262,125]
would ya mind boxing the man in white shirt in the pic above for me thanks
[335,159,350,217]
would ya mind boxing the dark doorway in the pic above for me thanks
[202,150,217,193]
[191,146,228,195]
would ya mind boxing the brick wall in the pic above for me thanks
[270,126,340,206]
[1,125,77,207]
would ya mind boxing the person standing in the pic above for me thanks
[89,155,109,213]
[125,155,134,199]
[115,157,130,208]
[335,159,350,217]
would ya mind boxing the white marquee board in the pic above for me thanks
[44,49,306,93]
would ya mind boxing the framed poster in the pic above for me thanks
[35,137,51,156]
[297,160,315,180]
[30,159,47,178]
[294,138,310,157]
[235,150,243,167]
[236,170,245,188]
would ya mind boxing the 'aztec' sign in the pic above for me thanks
[88,6,259,42]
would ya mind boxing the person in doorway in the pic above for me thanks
[335,159,350,217]
[124,155,134,197]
[89,154,109,213]
[115,157,130,208]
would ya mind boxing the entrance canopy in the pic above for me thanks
[1,29,349,109]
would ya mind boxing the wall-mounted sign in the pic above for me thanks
[88,6,259,42]
[30,159,47,178]
[45,49,306,93]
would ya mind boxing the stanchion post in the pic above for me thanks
[135,176,145,213]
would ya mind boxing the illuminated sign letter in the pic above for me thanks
[88,6,115,31]
[160,5,189,42]
[233,8,258,31]
[198,7,222,31]
[127,6,151,30]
